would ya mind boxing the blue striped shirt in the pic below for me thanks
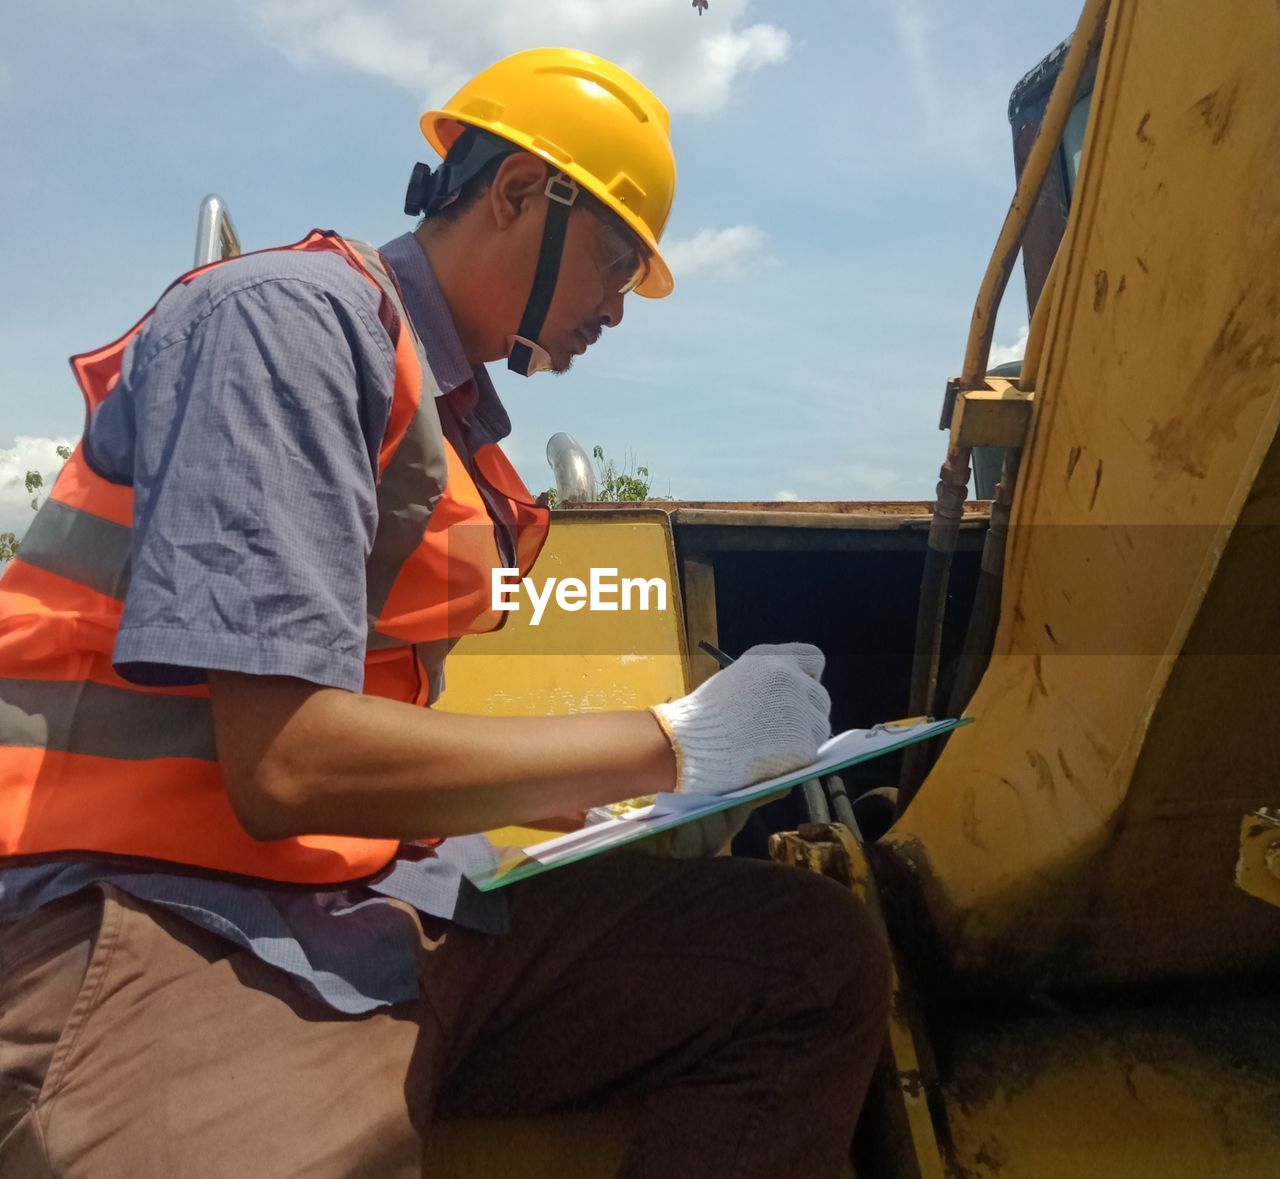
[0,232,518,1012]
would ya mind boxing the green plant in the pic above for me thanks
[539,444,665,508]
[591,444,653,502]
[2,444,72,562]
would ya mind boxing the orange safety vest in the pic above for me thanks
[0,231,549,884]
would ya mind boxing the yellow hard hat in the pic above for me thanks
[421,48,675,298]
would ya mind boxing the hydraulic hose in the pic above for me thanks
[802,778,831,825]
[945,447,1022,719]
[898,444,970,809]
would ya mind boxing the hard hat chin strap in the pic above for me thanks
[404,130,579,378]
[507,172,579,377]
[505,335,554,375]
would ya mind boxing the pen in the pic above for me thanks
[697,639,735,668]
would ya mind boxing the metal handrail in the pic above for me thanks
[193,194,241,268]
[960,0,1110,388]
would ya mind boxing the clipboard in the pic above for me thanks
[465,716,971,892]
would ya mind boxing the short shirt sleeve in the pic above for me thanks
[87,250,397,692]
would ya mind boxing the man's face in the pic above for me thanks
[536,199,650,374]
[438,152,653,371]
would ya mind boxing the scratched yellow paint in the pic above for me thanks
[886,0,1280,990]
[434,509,689,848]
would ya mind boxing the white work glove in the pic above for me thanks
[650,642,831,796]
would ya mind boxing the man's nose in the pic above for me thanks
[599,288,626,329]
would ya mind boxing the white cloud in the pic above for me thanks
[0,436,78,540]
[885,0,1009,164]
[990,323,1028,367]
[774,488,800,502]
[892,0,935,102]
[662,225,765,279]
[696,24,790,110]
[253,3,452,96]
[247,0,789,115]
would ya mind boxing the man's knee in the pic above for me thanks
[764,864,892,1022]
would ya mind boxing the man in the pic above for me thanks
[0,49,890,1177]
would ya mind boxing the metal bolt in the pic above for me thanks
[1265,839,1280,879]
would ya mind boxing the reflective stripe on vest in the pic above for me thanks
[0,231,550,884]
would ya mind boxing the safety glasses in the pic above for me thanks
[587,207,651,296]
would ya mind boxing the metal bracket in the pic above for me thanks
[545,173,580,207]
[939,376,964,432]
[1236,810,1280,910]
[945,377,1035,449]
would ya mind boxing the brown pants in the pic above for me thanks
[0,852,890,1178]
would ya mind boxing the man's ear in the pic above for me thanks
[489,153,549,229]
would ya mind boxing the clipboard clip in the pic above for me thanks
[864,716,934,738]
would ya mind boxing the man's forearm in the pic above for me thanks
[209,672,675,842]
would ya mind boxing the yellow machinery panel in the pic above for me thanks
[778,817,1280,1179]
[433,508,689,850]
[435,508,688,718]
[885,0,1280,991]
[426,510,691,1173]
[939,995,1280,1178]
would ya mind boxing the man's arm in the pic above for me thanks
[210,672,676,841]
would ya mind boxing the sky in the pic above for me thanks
[0,0,1080,537]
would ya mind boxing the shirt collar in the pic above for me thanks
[376,232,513,446]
